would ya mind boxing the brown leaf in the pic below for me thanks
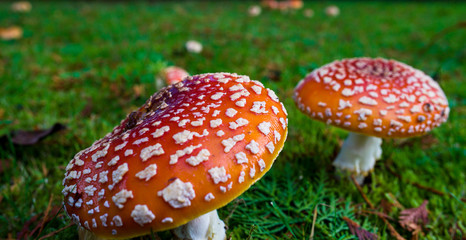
[380,199,394,214]
[265,63,282,82]
[399,200,429,232]
[342,217,378,240]
[51,74,86,91]
[1,123,67,145]
[419,134,439,150]
[0,26,23,40]
[395,134,438,150]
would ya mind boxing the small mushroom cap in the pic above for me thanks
[294,58,449,138]
[325,5,340,17]
[162,66,189,85]
[63,73,288,238]
[288,0,303,10]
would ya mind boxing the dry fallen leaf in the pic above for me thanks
[11,1,31,12]
[265,63,282,82]
[0,123,67,145]
[395,133,439,150]
[380,199,395,214]
[0,26,23,40]
[342,216,378,240]
[399,200,429,232]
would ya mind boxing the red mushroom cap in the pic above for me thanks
[63,73,288,238]
[288,0,303,10]
[162,66,189,85]
[294,58,449,138]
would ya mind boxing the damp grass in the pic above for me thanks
[0,1,465,239]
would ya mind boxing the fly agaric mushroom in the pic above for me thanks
[294,58,449,182]
[163,66,190,85]
[155,66,189,90]
[325,5,340,17]
[288,0,303,10]
[63,72,288,239]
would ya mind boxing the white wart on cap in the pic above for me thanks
[63,72,288,238]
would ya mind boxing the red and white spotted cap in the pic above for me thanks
[62,72,288,238]
[294,58,449,138]
[162,66,189,85]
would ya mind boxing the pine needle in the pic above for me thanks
[351,174,406,240]
[37,222,74,240]
[37,194,54,237]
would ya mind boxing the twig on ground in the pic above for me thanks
[360,209,394,221]
[223,198,246,226]
[246,225,257,240]
[37,194,54,237]
[351,175,374,209]
[37,222,74,240]
[387,193,405,209]
[351,175,406,240]
[385,161,466,202]
[419,21,466,54]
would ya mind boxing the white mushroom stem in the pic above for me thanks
[172,210,226,240]
[333,132,382,183]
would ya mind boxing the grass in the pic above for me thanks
[1,1,465,239]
